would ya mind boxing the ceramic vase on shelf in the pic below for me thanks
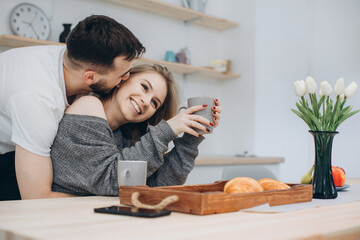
[310,131,338,199]
[59,23,72,43]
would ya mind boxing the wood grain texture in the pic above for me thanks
[119,181,312,215]
[0,34,64,48]
[1,188,360,240]
[134,58,240,80]
[0,34,240,80]
[102,0,239,30]
[195,156,284,165]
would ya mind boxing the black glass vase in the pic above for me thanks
[309,131,338,199]
[59,23,72,43]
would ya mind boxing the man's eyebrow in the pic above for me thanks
[120,69,131,78]
[145,79,162,106]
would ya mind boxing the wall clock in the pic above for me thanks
[9,3,50,40]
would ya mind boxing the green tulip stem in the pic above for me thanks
[292,84,358,132]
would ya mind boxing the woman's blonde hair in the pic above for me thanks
[114,64,179,142]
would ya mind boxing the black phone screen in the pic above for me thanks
[94,205,171,218]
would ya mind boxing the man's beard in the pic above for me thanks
[89,79,113,97]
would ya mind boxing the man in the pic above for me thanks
[0,15,145,200]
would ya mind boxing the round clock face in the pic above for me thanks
[9,3,50,40]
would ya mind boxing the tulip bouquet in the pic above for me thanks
[292,77,359,131]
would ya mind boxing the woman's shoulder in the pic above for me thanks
[65,95,107,120]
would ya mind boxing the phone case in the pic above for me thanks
[94,206,171,218]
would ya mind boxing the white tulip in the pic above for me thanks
[320,81,333,96]
[294,80,306,97]
[305,76,317,94]
[319,89,324,97]
[334,77,345,95]
[345,81,358,98]
[340,94,345,102]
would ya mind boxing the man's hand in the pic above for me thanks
[15,145,73,199]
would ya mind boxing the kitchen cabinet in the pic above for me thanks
[0,34,240,80]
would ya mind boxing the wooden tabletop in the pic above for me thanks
[1,179,360,240]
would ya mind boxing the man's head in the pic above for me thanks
[66,15,146,95]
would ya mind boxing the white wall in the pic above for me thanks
[309,0,360,179]
[252,0,360,181]
[1,0,359,181]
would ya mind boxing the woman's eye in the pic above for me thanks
[141,84,148,91]
[152,100,158,109]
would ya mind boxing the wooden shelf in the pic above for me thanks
[195,156,285,166]
[0,34,240,80]
[134,57,240,80]
[103,0,239,30]
[134,57,201,74]
[0,34,64,48]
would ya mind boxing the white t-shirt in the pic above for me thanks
[0,45,68,156]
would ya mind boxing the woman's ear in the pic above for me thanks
[83,70,97,86]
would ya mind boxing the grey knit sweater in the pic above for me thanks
[51,114,204,196]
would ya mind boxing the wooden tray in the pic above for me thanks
[119,181,312,215]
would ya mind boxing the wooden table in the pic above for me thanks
[1,179,360,240]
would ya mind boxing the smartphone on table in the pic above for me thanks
[94,205,171,218]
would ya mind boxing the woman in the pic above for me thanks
[51,64,221,196]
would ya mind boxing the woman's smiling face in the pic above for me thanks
[115,71,168,123]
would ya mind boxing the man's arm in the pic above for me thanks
[15,145,73,199]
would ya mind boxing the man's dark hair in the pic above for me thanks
[66,15,145,72]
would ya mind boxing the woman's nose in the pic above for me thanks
[141,95,151,107]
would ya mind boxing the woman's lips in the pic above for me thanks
[130,98,141,114]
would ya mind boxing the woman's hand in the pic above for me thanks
[212,98,221,128]
[167,104,214,137]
